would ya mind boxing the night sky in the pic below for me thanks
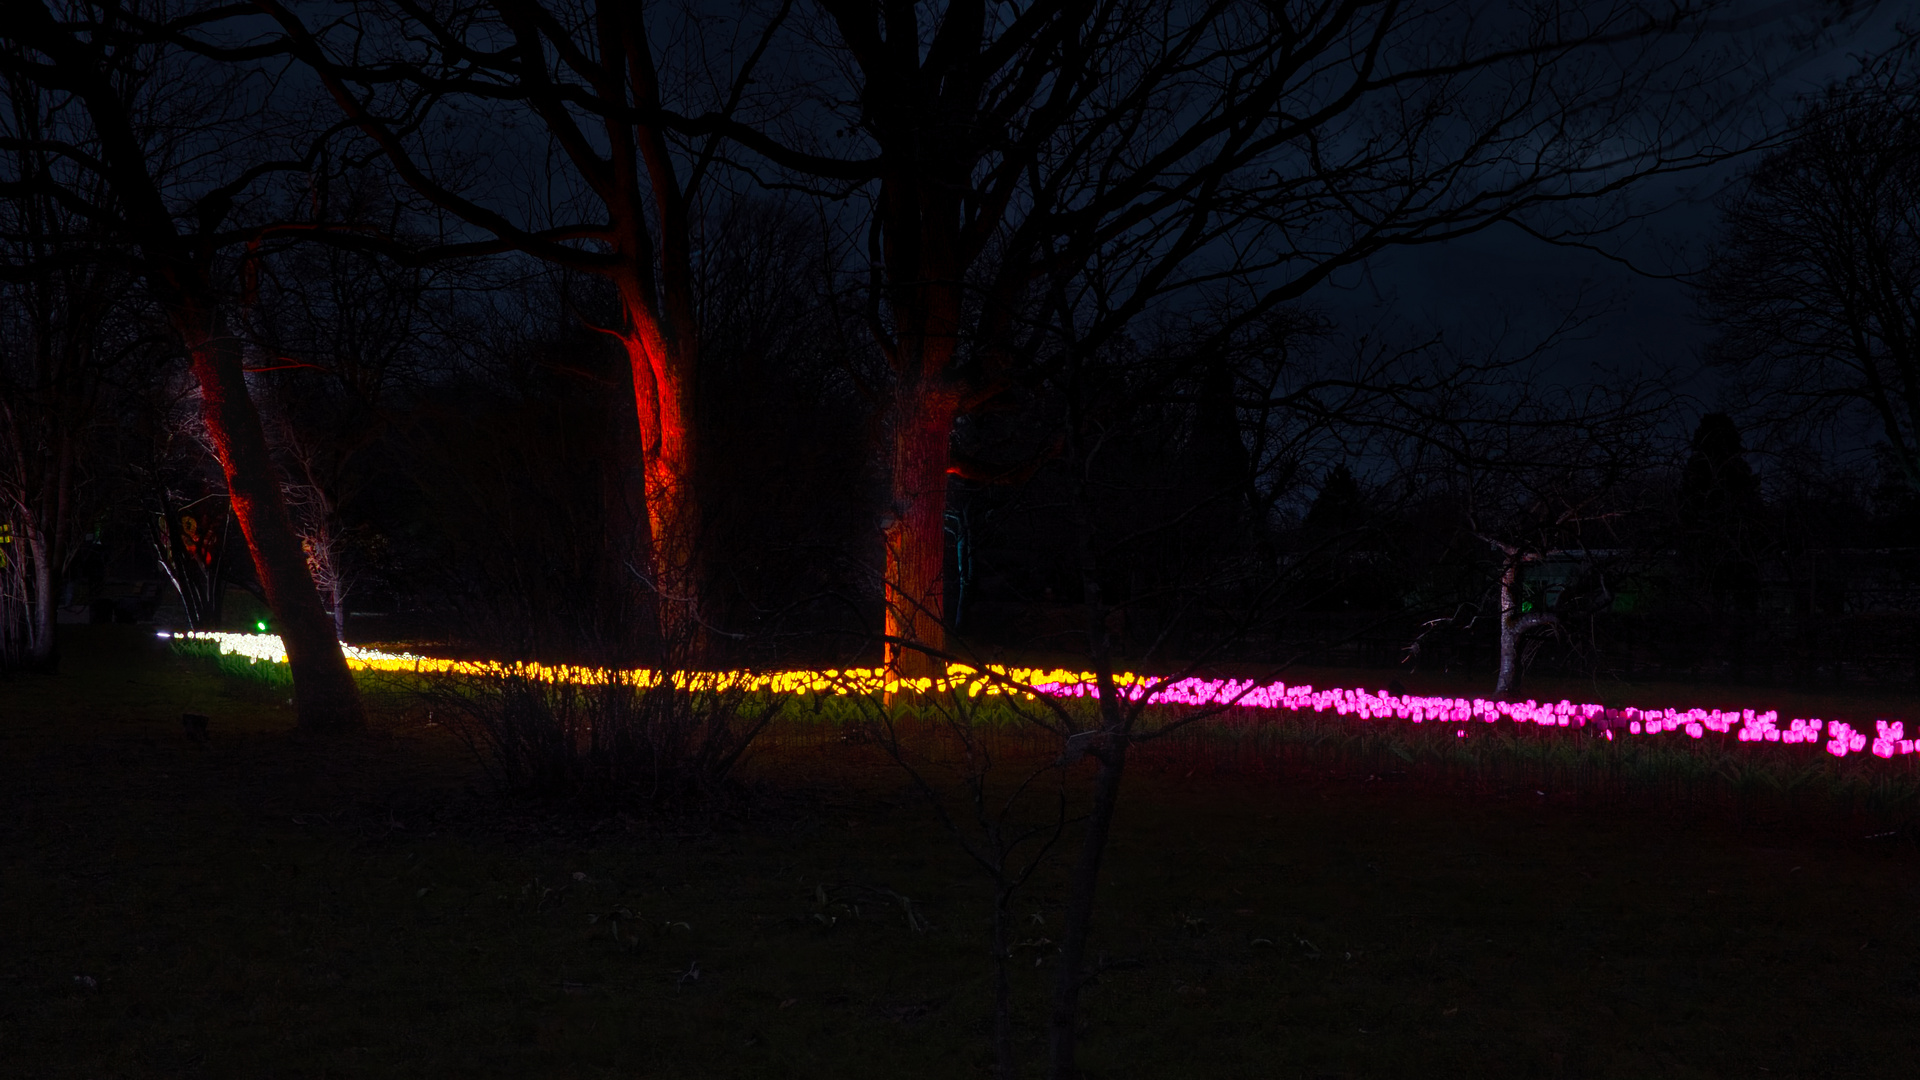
[1328,1,1910,405]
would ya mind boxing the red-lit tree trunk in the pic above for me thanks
[173,300,364,732]
[873,155,968,678]
[598,349,656,650]
[884,383,960,677]
[6,0,366,731]
[253,0,717,660]
[619,311,700,655]
[804,0,1051,677]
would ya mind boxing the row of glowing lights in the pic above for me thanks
[166,631,1917,762]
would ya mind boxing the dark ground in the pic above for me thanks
[3,628,1919,1078]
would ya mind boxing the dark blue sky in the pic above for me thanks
[1320,2,1910,407]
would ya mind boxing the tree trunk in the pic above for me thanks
[991,878,1016,1080]
[0,510,56,672]
[884,386,959,677]
[154,496,226,630]
[25,515,53,668]
[331,590,347,642]
[33,431,69,667]
[1495,557,1556,695]
[1049,741,1128,1080]
[0,514,24,669]
[176,306,364,733]
[1496,559,1522,694]
[0,399,56,672]
[621,323,702,659]
[207,510,229,628]
[152,526,196,628]
[600,358,658,658]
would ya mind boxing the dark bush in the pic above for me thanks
[428,676,780,810]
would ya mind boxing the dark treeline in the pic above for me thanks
[1,2,1914,696]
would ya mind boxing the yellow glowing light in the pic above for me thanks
[159,632,1918,761]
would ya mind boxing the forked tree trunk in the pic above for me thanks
[884,386,959,677]
[176,306,364,732]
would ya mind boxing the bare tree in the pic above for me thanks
[978,302,1674,1073]
[137,365,234,631]
[0,159,123,670]
[0,392,64,669]
[1675,411,1765,606]
[0,28,160,670]
[243,185,454,643]
[277,430,354,641]
[693,0,1783,681]
[224,0,817,656]
[1704,30,1920,489]
[1393,353,1667,694]
[0,1,364,730]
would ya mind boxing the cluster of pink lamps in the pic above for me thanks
[1028,676,1913,760]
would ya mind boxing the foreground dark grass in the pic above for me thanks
[4,629,1920,1078]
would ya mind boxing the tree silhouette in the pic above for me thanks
[1,2,364,729]
[1705,33,1920,491]
[1677,412,1764,610]
[706,0,1778,684]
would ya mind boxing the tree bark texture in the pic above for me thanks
[177,307,364,732]
[607,0,710,657]
[620,316,700,656]
[597,353,658,656]
[1496,556,1557,696]
[884,386,959,677]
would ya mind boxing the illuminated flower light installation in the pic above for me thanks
[163,631,1918,761]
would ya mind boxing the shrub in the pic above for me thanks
[425,675,780,810]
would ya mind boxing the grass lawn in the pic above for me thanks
[4,628,1920,1078]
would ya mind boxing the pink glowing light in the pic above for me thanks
[1033,671,1914,764]
[169,632,1919,766]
